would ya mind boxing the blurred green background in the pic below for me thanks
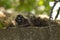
[0,0,54,14]
[0,0,54,28]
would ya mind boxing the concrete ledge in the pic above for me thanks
[0,26,60,40]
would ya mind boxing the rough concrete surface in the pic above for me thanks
[0,26,60,40]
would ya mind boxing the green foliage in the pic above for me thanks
[0,0,11,9]
[0,0,18,9]
[0,0,54,14]
[16,0,36,12]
